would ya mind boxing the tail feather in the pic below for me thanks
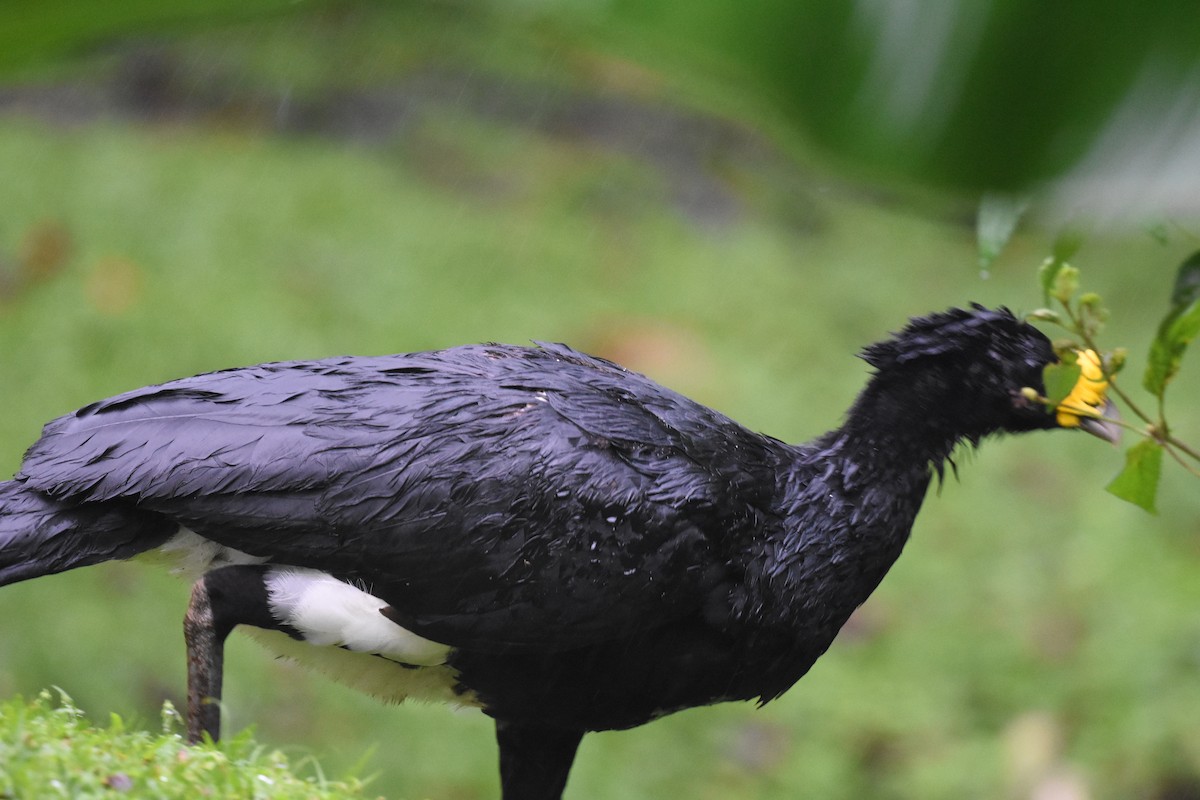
[0,480,174,587]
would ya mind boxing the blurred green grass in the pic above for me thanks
[1,5,1199,799]
[1,691,373,799]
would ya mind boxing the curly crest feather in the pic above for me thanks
[859,304,1025,370]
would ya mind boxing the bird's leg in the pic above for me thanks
[495,721,584,800]
[183,565,284,744]
[184,574,224,743]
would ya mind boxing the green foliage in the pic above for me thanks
[1019,242,1200,515]
[0,0,298,75]
[0,691,369,799]
[1041,358,1081,408]
[1145,251,1200,396]
[1106,439,1164,514]
[1038,257,1081,307]
[604,1,1200,192]
[10,1,1200,197]
[1051,229,1084,265]
[976,192,1028,271]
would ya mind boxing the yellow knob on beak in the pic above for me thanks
[1056,349,1121,443]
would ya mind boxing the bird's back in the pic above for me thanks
[16,342,789,652]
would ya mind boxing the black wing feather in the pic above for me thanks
[19,344,783,650]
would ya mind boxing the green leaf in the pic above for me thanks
[1039,258,1066,305]
[1147,222,1171,246]
[1143,250,1200,395]
[1042,360,1081,407]
[1109,347,1128,375]
[1052,264,1080,304]
[1026,308,1061,324]
[1052,228,1083,264]
[977,192,1028,270]
[1170,250,1200,306]
[1105,439,1163,514]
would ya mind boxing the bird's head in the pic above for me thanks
[856,305,1120,447]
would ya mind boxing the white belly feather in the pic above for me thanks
[265,567,449,666]
[147,527,476,708]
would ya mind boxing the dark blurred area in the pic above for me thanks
[613,1,1200,198]
[7,0,1200,221]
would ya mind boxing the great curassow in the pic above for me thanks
[0,305,1117,799]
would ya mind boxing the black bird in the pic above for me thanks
[0,306,1115,799]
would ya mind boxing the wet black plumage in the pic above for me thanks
[0,306,1106,799]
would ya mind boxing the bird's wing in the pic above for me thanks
[19,344,781,651]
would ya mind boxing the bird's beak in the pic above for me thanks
[1055,350,1122,444]
[1074,398,1122,444]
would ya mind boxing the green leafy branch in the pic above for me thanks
[1028,246,1200,513]
[976,196,1200,513]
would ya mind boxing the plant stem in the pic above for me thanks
[1165,442,1200,478]
[1166,433,1200,464]
[1105,378,1157,429]
[1061,301,1160,426]
[1056,295,1200,468]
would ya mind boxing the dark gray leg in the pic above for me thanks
[184,576,223,743]
[183,565,293,744]
[496,720,584,800]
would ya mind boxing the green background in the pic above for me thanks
[0,3,1198,798]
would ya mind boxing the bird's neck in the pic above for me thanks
[720,392,985,701]
[752,406,965,638]
[780,378,983,558]
[734,373,997,647]
[835,372,990,475]
[782,427,937,551]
